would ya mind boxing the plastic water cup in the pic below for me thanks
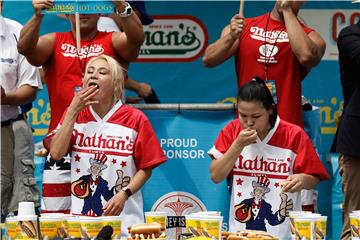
[145,211,167,230]
[199,215,223,240]
[39,214,65,239]
[350,212,360,239]
[17,202,35,216]
[185,214,202,237]
[5,217,19,240]
[66,216,81,238]
[314,216,327,240]
[294,217,312,240]
[293,214,322,240]
[289,211,313,239]
[78,216,102,239]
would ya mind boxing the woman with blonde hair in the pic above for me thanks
[44,55,166,237]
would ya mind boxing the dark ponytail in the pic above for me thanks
[237,76,278,128]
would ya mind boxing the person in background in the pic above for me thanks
[336,13,360,240]
[208,77,329,239]
[98,0,160,104]
[18,0,145,133]
[44,55,166,237]
[17,0,145,214]
[203,0,325,128]
[0,0,42,221]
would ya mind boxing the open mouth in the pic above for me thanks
[88,82,99,89]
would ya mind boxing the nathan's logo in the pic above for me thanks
[250,27,288,43]
[73,130,134,151]
[137,16,208,62]
[60,43,104,58]
[236,155,291,174]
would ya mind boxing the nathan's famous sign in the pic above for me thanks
[137,16,208,62]
[42,0,114,15]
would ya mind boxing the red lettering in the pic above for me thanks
[236,155,290,174]
[350,12,360,25]
[332,12,346,42]
[73,130,134,152]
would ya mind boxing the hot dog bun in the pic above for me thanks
[221,230,278,240]
[128,223,166,240]
[227,234,247,240]
[129,222,162,235]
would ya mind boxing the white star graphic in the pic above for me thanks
[50,163,60,170]
[63,157,71,164]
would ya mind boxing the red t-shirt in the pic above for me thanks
[235,13,313,127]
[44,31,117,132]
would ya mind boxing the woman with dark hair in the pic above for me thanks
[208,77,329,239]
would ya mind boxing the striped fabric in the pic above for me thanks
[41,156,71,214]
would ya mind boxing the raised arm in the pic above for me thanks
[210,128,257,183]
[202,14,244,68]
[280,1,325,68]
[17,0,56,66]
[111,1,145,62]
[49,86,99,160]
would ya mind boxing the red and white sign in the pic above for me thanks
[299,9,360,60]
[137,15,208,62]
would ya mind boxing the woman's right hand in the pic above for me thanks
[68,85,99,114]
[235,128,257,148]
[32,0,54,16]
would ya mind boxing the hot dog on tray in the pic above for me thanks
[127,222,166,240]
[221,230,278,240]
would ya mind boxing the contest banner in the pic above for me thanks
[141,109,235,239]
[41,0,114,14]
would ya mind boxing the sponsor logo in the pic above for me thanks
[73,130,134,152]
[151,191,206,239]
[137,15,208,62]
[250,26,288,43]
[259,44,278,58]
[43,2,113,14]
[60,43,104,59]
[258,44,279,63]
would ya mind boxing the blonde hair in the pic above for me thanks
[85,55,126,104]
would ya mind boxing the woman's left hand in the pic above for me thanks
[102,191,127,216]
[281,174,307,193]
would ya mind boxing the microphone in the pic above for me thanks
[96,225,113,240]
